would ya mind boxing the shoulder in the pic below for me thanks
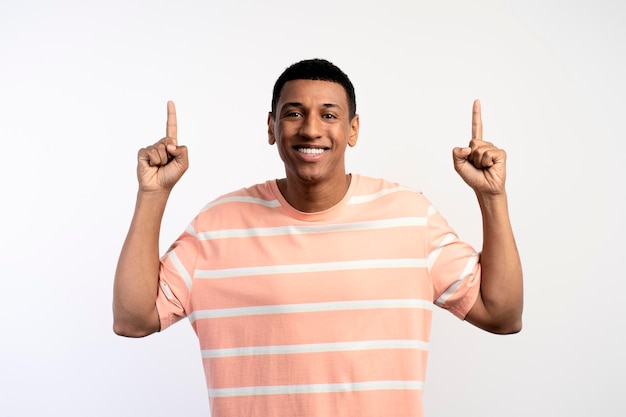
[351,174,419,193]
[199,180,278,213]
[185,180,280,231]
[351,174,425,201]
[349,174,432,215]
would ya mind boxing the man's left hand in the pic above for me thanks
[452,99,507,195]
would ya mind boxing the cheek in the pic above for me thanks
[275,141,291,162]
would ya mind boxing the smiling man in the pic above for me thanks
[269,77,359,212]
[113,58,523,417]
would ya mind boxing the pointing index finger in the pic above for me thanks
[166,100,177,142]
[472,99,482,140]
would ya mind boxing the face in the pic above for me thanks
[268,79,359,186]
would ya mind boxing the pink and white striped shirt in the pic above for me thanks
[156,174,480,417]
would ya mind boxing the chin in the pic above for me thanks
[289,168,326,183]
[296,174,325,184]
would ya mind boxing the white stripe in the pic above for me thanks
[196,217,426,240]
[435,251,479,307]
[208,380,423,398]
[348,185,415,205]
[201,196,280,212]
[427,232,457,273]
[184,223,198,239]
[166,250,193,290]
[202,339,429,358]
[189,298,433,322]
[158,281,183,310]
[196,258,426,279]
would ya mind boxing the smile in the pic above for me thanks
[296,147,327,155]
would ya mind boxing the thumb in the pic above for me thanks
[452,146,473,177]
[167,143,187,156]
[452,146,471,163]
[166,144,189,166]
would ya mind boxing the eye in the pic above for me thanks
[322,113,337,119]
[285,111,302,118]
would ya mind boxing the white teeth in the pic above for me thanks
[298,148,325,155]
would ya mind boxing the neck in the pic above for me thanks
[277,174,352,213]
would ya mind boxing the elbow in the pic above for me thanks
[112,309,160,338]
[112,322,134,337]
[469,305,523,335]
[113,320,158,338]
[508,317,523,334]
[487,313,523,335]
[467,295,523,335]
[494,319,523,335]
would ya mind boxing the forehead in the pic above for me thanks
[277,79,349,109]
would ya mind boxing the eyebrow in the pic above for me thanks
[281,102,343,110]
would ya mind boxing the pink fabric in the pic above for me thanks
[155,174,480,417]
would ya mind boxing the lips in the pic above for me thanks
[296,147,327,155]
[293,146,329,161]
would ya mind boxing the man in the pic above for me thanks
[114,58,523,416]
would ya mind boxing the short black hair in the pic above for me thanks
[271,58,357,119]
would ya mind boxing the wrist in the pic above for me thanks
[137,187,172,200]
[134,189,171,216]
[476,190,509,215]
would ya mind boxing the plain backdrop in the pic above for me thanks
[1,0,624,416]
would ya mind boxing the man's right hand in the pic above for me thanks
[137,101,189,192]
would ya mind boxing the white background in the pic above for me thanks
[1,0,624,415]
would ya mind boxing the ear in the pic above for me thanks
[267,112,276,145]
[348,114,360,147]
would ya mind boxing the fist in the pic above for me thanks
[137,101,189,192]
[453,100,507,195]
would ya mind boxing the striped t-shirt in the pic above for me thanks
[156,174,481,417]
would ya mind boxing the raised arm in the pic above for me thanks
[452,100,523,334]
[113,101,189,337]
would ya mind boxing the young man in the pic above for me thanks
[114,58,523,416]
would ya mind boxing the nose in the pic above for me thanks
[298,115,323,139]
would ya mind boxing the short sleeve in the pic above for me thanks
[425,205,481,319]
[155,222,199,331]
